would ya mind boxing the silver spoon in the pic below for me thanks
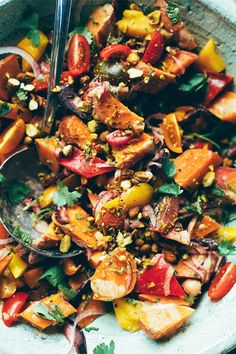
[0,0,83,258]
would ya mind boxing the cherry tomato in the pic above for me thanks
[142,31,164,65]
[100,44,131,61]
[161,113,183,153]
[0,224,9,239]
[0,119,25,155]
[68,34,91,77]
[33,72,73,92]
[208,262,236,300]
[2,292,28,326]
[106,130,135,146]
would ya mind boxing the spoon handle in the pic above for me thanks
[41,0,72,134]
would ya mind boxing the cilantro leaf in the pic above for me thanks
[53,182,82,207]
[0,175,30,205]
[179,74,208,96]
[33,303,65,324]
[185,196,202,215]
[0,102,12,116]
[19,12,41,48]
[212,187,225,197]
[39,265,65,287]
[93,341,115,354]
[0,173,6,184]
[166,1,181,24]
[58,283,77,300]
[12,224,32,245]
[84,326,99,333]
[157,182,183,196]
[69,25,93,45]
[16,89,28,101]
[28,28,40,47]
[217,240,236,256]
[227,183,236,194]
[125,298,137,306]
[162,156,176,178]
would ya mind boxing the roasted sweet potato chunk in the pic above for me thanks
[35,137,60,174]
[93,91,144,133]
[162,50,198,75]
[174,149,222,188]
[208,91,236,123]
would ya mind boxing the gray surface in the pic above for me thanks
[0,0,236,354]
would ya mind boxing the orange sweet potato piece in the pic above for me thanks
[0,55,20,101]
[0,100,32,122]
[62,258,81,276]
[87,4,115,47]
[208,91,236,123]
[23,267,44,289]
[52,205,98,249]
[19,293,76,330]
[58,115,94,150]
[88,251,104,269]
[35,137,60,174]
[162,50,198,75]
[0,255,12,275]
[173,27,197,51]
[174,149,222,189]
[174,261,201,279]
[77,297,105,328]
[133,61,175,94]
[93,91,144,133]
[193,215,221,238]
[112,133,154,168]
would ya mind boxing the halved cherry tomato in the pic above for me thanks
[208,262,236,300]
[0,119,25,155]
[68,34,91,77]
[100,44,131,61]
[106,130,135,146]
[2,291,28,326]
[142,31,164,65]
[192,141,212,150]
[33,72,73,92]
[203,71,233,106]
[161,113,183,153]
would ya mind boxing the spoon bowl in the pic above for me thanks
[0,147,83,258]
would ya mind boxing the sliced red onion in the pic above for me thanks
[28,252,46,265]
[163,265,174,296]
[64,321,87,354]
[0,47,40,77]
[33,220,49,234]
[170,54,186,75]
[57,206,69,224]
[187,216,198,235]
[0,238,14,245]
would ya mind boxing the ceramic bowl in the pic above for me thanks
[0,1,236,353]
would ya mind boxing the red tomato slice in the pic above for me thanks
[59,148,114,179]
[142,31,164,66]
[215,167,236,191]
[106,130,135,146]
[2,292,28,326]
[136,255,185,297]
[100,44,131,61]
[68,34,91,77]
[208,262,236,300]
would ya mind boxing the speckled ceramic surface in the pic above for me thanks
[0,0,236,353]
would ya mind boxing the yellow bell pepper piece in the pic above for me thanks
[197,38,225,73]
[103,183,153,211]
[113,298,142,332]
[18,30,48,72]
[9,253,28,279]
[117,10,156,38]
[39,184,58,208]
[217,227,236,242]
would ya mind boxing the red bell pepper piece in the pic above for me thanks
[203,71,233,106]
[106,130,135,146]
[2,292,28,326]
[68,34,91,77]
[136,255,185,297]
[59,148,114,179]
[142,31,164,66]
[33,72,73,92]
[100,44,131,61]
[192,141,212,150]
